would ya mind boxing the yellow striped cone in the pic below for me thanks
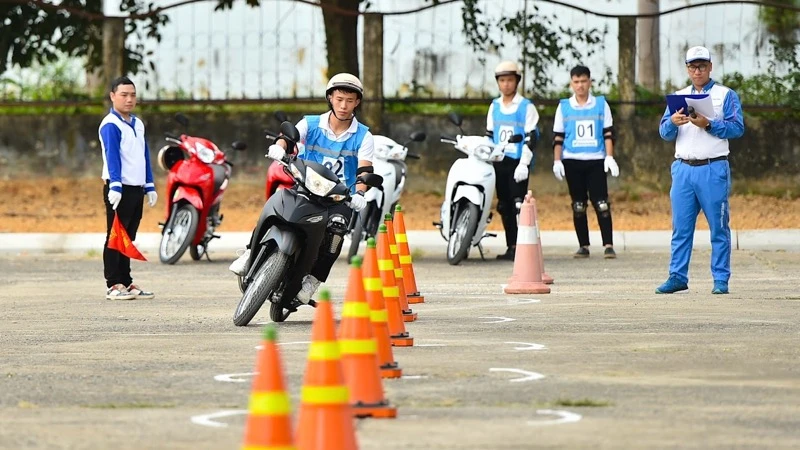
[295,290,358,450]
[377,225,414,347]
[242,325,295,450]
[393,204,424,304]
[362,237,403,378]
[384,213,417,322]
[338,256,397,418]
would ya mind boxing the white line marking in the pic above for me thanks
[415,344,447,347]
[214,372,256,383]
[256,340,311,350]
[527,409,582,426]
[401,375,429,379]
[489,368,545,382]
[480,316,516,324]
[190,409,247,427]
[505,342,547,351]
[507,298,541,305]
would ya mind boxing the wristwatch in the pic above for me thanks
[705,122,712,132]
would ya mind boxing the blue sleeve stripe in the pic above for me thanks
[715,89,745,139]
[144,140,155,185]
[659,106,678,141]
[109,181,123,192]
[100,122,123,183]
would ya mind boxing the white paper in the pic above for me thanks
[685,96,715,118]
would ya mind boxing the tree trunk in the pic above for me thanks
[321,0,362,79]
[362,13,384,132]
[637,0,660,91]
[617,17,637,172]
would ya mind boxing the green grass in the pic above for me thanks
[544,398,613,408]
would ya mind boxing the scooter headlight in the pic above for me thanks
[473,145,492,160]
[196,143,215,164]
[305,167,337,196]
[374,145,391,159]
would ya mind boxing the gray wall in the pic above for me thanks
[1,111,797,186]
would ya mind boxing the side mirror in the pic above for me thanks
[279,121,301,143]
[508,134,523,144]
[274,111,289,123]
[447,112,463,127]
[409,131,426,142]
[359,173,384,188]
[175,113,189,127]
[231,141,247,151]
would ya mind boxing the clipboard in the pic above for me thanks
[666,94,709,115]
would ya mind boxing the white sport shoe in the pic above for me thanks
[295,274,321,304]
[106,283,135,300]
[229,249,250,276]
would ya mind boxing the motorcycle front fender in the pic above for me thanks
[452,184,483,208]
[260,225,299,255]
[173,186,204,212]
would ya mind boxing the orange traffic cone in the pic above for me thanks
[384,213,417,322]
[362,237,403,378]
[295,289,358,450]
[531,197,554,285]
[338,256,397,418]
[377,224,414,347]
[393,204,424,304]
[504,192,551,294]
[241,325,295,450]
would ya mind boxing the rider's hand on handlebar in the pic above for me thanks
[266,144,286,161]
[349,192,367,212]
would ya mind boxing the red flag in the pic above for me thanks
[108,213,147,261]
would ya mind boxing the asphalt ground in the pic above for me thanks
[1,248,799,449]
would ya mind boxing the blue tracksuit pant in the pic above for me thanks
[668,159,732,284]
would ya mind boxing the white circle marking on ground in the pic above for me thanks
[489,368,546,382]
[255,340,311,350]
[190,409,248,427]
[507,298,541,305]
[401,375,429,379]
[527,409,582,426]
[480,316,516,323]
[214,372,256,383]
[505,341,547,351]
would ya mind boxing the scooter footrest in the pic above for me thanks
[484,233,497,238]
[211,234,221,239]
[432,221,442,229]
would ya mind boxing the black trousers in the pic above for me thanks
[103,183,144,288]
[563,159,613,247]
[493,158,529,248]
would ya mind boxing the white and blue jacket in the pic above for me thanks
[296,112,374,194]
[99,109,154,193]
[659,79,744,159]
[553,94,612,161]
[485,94,539,160]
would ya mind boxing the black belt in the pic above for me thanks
[677,156,728,167]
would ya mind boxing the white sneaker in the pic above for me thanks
[106,283,135,300]
[295,274,321,304]
[229,249,250,276]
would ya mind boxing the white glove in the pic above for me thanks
[147,191,158,207]
[349,193,367,212]
[553,160,565,181]
[266,144,286,161]
[604,155,620,177]
[107,190,122,210]
[513,164,529,183]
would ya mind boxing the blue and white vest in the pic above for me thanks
[301,115,368,193]
[491,97,532,160]
[561,96,606,160]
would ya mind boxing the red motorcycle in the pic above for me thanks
[264,111,297,200]
[157,113,246,264]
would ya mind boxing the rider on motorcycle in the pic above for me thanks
[229,73,374,304]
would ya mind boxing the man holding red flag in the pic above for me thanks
[100,76,157,300]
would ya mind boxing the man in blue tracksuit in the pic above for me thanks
[656,46,745,295]
[99,76,158,300]
[229,73,373,304]
[486,61,540,260]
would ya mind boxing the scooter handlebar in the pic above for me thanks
[406,152,421,160]
[440,134,457,144]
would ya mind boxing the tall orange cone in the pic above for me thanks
[504,192,551,294]
[338,256,397,418]
[362,237,403,378]
[295,290,358,450]
[377,225,414,347]
[532,198,554,284]
[241,325,295,450]
[384,214,417,322]
[393,204,424,304]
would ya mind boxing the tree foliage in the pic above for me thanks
[756,0,800,70]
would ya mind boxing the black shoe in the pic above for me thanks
[496,247,516,260]
[573,247,590,258]
[603,247,617,259]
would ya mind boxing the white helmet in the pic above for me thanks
[326,73,363,99]
[494,61,522,80]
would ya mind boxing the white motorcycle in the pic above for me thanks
[347,130,426,259]
[434,112,522,265]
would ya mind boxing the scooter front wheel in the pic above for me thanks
[159,204,199,264]
[233,251,289,326]
[447,202,480,265]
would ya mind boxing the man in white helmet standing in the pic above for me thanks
[486,60,540,260]
[229,73,374,305]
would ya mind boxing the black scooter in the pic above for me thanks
[233,121,383,326]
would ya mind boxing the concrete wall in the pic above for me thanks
[1,111,797,187]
